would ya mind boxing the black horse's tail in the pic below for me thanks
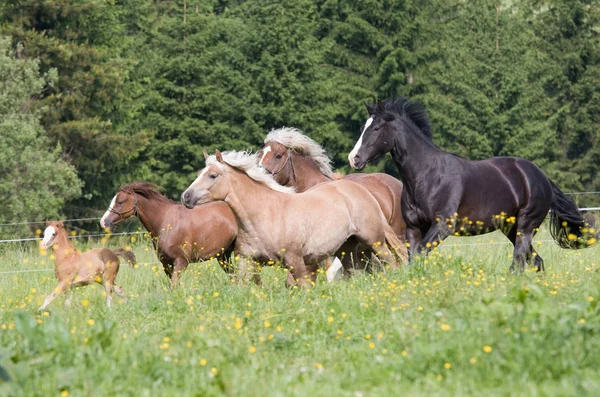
[548,180,597,249]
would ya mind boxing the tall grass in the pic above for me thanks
[0,230,599,396]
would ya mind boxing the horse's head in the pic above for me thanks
[258,141,294,185]
[40,221,64,249]
[349,98,432,170]
[348,103,397,170]
[100,189,138,230]
[182,150,230,209]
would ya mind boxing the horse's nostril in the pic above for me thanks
[183,191,190,202]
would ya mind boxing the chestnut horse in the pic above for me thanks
[258,127,408,273]
[100,182,237,287]
[39,221,136,311]
[182,151,404,287]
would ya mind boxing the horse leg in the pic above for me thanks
[286,255,311,288]
[236,257,261,285]
[160,257,174,279]
[405,227,423,261]
[420,222,450,256]
[64,286,74,308]
[113,285,129,303]
[325,257,344,283]
[39,281,70,311]
[530,246,544,272]
[170,257,189,289]
[506,225,544,272]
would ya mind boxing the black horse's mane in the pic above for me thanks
[367,97,433,141]
[119,181,174,203]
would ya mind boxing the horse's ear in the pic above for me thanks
[215,150,223,163]
[364,102,376,115]
[45,220,51,226]
[203,150,209,160]
[57,221,64,228]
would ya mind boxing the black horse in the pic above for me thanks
[348,97,597,271]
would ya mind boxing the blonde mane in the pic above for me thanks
[206,151,296,194]
[264,127,334,178]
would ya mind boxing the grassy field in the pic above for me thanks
[1,229,599,396]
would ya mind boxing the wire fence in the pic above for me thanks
[0,231,145,244]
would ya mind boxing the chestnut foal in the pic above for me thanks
[38,221,136,311]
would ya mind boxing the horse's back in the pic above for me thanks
[343,173,405,236]
[460,156,552,220]
[308,179,384,219]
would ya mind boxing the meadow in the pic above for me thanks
[1,228,599,396]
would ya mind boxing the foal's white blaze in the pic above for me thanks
[41,226,56,249]
[259,145,272,166]
[100,195,117,228]
[348,117,373,168]
[326,257,343,283]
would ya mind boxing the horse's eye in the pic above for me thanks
[275,154,283,159]
[209,174,218,179]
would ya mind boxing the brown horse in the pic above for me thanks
[39,221,136,311]
[182,151,405,287]
[100,182,237,287]
[258,127,408,273]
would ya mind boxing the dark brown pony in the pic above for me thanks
[258,128,407,270]
[100,182,237,287]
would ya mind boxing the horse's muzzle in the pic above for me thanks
[352,155,367,170]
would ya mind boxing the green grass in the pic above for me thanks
[0,230,599,396]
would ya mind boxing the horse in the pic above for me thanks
[181,151,404,287]
[258,127,408,273]
[348,97,598,271]
[38,221,136,311]
[100,182,237,288]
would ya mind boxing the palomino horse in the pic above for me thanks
[348,97,598,271]
[39,221,136,310]
[100,182,237,287]
[258,127,408,273]
[181,151,404,287]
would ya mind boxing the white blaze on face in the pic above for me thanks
[326,257,344,283]
[259,145,272,167]
[41,226,56,249]
[348,117,373,168]
[100,195,117,228]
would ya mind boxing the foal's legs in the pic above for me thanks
[64,286,74,308]
[39,281,70,311]
[113,285,129,303]
[102,260,121,308]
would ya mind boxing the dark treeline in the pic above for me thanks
[1,0,598,225]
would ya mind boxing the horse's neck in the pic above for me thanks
[391,122,450,193]
[135,194,169,236]
[225,172,285,239]
[52,232,78,263]
[293,155,330,192]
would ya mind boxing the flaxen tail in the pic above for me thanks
[113,248,137,269]
[548,180,598,249]
[384,222,408,265]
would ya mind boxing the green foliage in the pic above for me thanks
[0,0,152,214]
[0,37,81,228]
[1,0,599,214]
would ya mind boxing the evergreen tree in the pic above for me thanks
[0,0,151,215]
[0,37,81,231]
